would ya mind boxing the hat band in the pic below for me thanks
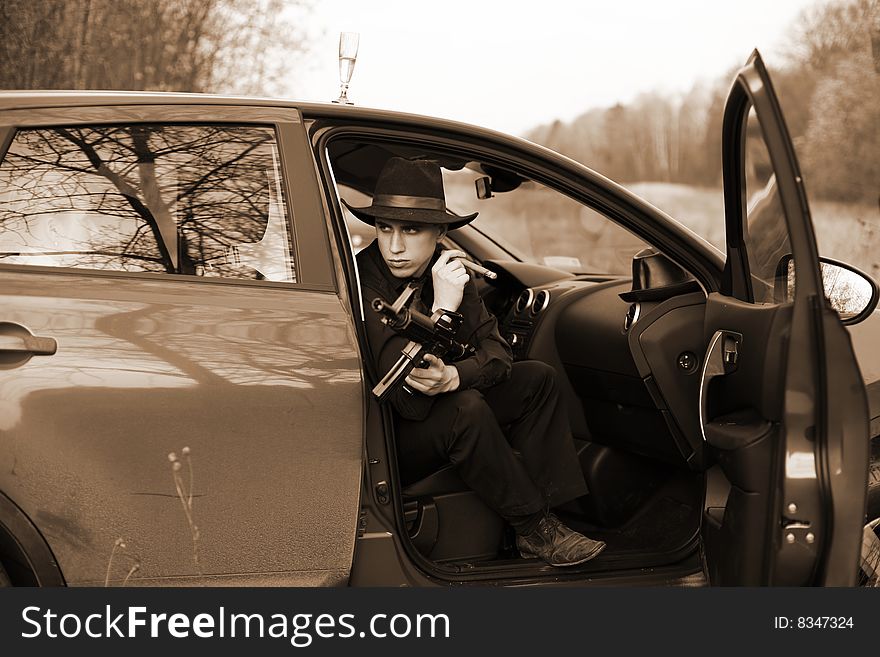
[373,194,446,211]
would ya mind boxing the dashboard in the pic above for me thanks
[479,254,708,470]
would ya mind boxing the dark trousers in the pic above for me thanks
[395,360,588,518]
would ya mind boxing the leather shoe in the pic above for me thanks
[516,514,605,567]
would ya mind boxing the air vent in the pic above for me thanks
[530,290,550,316]
[623,302,641,331]
[515,289,535,314]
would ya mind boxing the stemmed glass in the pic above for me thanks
[333,32,359,104]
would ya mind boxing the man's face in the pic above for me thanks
[375,219,444,279]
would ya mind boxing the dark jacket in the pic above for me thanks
[356,240,512,421]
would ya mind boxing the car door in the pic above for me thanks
[699,52,870,585]
[0,101,363,585]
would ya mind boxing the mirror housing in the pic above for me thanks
[475,176,494,199]
[777,254,879,325]
[619,248,700,302]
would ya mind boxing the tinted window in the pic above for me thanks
[743,110,790,304]
[0,124,295,282]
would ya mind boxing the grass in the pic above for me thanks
[628,182,880,279]
[861,518,880,587]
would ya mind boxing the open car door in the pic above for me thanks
[699,51,870,585]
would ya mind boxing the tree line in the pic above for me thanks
[525,0,879,204]
[0,0,312,96]
[1,0,875,204]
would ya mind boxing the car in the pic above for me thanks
[0,51,877,588]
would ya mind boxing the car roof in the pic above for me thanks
[0,89,516,140]
[0,89,568,194]
[0,89,334,110]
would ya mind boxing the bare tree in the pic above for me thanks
[0,0,313,94]
[784,0,878,72]
[781,0,880,203]
[0,124,293,280]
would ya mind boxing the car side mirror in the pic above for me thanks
[778,255,879,325]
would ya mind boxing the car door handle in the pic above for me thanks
[0,322,57,356]
[699,330,742,442]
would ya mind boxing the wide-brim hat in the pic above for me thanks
[341,156,478,230]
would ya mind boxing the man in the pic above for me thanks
[346,156,605,567]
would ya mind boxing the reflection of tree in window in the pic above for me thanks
[818,262,873,318]
[0,125,294,282]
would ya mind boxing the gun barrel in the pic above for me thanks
[372,297,404,323]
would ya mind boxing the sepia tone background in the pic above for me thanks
[1,0,877,278]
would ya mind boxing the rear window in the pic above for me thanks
[0,124,295,282]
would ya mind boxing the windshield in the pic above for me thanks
[442,166,647,275]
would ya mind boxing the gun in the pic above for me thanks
[371,283,476,402]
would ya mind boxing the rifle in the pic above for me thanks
[371,283,476,402]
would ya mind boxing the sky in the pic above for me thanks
[290,0,825,135]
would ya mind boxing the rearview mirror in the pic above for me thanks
[475,176,494,199]
[780,255,879,325]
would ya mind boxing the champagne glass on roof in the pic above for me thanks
[333,32,359,104]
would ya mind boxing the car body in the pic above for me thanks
[0,52,877,587]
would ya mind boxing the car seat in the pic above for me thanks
[401,463,505,562]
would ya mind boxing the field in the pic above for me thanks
[628,182,880,280]
[352,176,879,284]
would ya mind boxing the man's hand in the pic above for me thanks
[431,249,469,313]
[405,354,460,396]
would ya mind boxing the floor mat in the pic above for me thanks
[558,472,702,556]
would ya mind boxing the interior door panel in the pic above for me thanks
[699,294,790,584]
[627,291,707,468]
[701,295,790,425]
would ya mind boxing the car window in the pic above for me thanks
[338,185,376,254]
[442,166,648,276]
[0,124,295,282]
[743,110,791,304]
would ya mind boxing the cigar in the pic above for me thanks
[456,257,497,279]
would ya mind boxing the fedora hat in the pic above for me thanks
[341,156,478,229]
